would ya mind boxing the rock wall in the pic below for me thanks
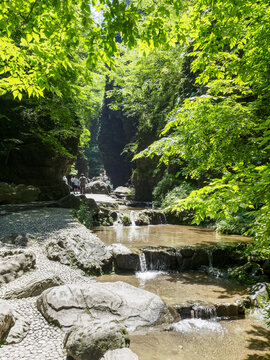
[98,80,134,188]
[0,96,80,200]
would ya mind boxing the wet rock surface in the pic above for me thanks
[140,246,210,272]
[37,282,172,330]
[175,300,245,320]
[46,229,113,275]
[134,210,166,226]
[109,244,140,272]
[64,321,130,360]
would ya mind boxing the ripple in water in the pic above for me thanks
[172,319,225,334]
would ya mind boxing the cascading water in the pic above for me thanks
[113,212,122,226]
[193,304,217,319]
[139,252,147,272]
[129,211,137,227]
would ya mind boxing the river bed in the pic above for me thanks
[93,224,249,249]
[94,223,269,360]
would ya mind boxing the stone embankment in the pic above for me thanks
[0,208,168,360]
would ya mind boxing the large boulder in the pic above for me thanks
[3,274,63,299]
[0,249,36,285]
[101,348,139,360]
[37,282,172,330]
[64,321,130,360]
[0,182,40,204]
[45,230,113,275]
[52,194,81,209]
[0,300,30,344]
[85,181,111,195]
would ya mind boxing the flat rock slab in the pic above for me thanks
[0,249,36,285]
[0,300,30,344]
[37,282,172,330]
[46,229,113,275]
[101,348,139,360]
[3,274,64,299]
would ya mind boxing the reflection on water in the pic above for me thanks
[93,224,249,248]
[129,318,270,360]
[97,272,246,306]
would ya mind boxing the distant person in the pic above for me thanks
[73,176,79,194]
[79,173,87,194]
[63,175,68,184]
[71,176,75,192]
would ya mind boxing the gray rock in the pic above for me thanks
[0,249,36,285]
[86,181,111,195]
[142,247,177,271]
[113,187,132,195]
[64,321,130,360]
[3,275,64,299]
[37,282,172,330]
[0,301,14,342]
[82,197,100,215]
[250,282,270,306]
[53,194,81,209]
[46,230,113,275]
[0,182,40,205]
[109,244,140,272]
[101,348,139,360]
[0,300,30,344]
[0,233,37,248]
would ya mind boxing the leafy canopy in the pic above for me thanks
[134,0,270,246]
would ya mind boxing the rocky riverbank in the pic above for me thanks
[0,208,169,360]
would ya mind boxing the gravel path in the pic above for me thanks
[0,208,96,360]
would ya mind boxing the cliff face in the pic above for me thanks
[98,81,134,187]
[0,96,80,200]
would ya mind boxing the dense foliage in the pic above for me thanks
[132,0,270,253]
[2,0,269,281]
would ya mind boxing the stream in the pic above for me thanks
[93,208,270,360]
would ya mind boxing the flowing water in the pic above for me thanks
[94,224,249,249]
[129,318,270,360]
[94,223,269,359]
[97,272,247,306]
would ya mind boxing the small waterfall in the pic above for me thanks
[113,212,122,226]
[139,252,147,272]
[193,304,217,319]
[206,249,213,268]
[129,211,137,227]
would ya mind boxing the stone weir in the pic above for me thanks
[112,244,247,274]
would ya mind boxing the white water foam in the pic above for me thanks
[136,270,167,281]
[172,319,224,334]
